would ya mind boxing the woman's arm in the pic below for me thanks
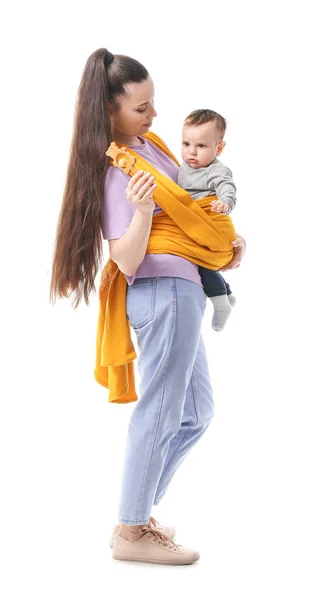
[220,234,246,271]
[109,209,153,275]
[109,170,156,276]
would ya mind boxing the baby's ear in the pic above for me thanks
[216,141,226,156]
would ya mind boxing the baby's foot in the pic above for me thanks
[211,295,232,331]
[227,293,236,308]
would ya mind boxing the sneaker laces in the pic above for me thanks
[149,516,163,529]
[139,524,179,550]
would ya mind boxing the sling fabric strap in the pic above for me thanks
[94,132,236,403]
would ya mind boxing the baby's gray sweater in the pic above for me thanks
[177,158,237,215]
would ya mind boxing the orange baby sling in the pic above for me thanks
[94,131,236,403]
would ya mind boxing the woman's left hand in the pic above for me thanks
[220,234,246,271]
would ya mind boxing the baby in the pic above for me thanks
[177,109,237,331]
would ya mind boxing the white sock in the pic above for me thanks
[227,293,236,308]
[210,295,232,331]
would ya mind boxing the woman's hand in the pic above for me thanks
[126,170,157,214]
[220,234,247,271]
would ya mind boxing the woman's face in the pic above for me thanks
[110,76,157,140]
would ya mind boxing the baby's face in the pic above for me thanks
[181,121,223,169]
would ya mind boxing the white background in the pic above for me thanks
[1,1,314,598]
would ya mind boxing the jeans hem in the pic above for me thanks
[118,517,150,525]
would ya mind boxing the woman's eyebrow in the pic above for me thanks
[135,101,149,107]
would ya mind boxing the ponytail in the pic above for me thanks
[49,48,148,308]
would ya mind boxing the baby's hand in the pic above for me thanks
[210,200,229,214]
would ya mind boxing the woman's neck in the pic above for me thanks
[113,132,143,147]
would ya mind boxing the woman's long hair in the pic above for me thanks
[49,48,148,308]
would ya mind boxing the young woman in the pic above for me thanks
[50,48,246,566]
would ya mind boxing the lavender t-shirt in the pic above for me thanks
[101,135,202,287]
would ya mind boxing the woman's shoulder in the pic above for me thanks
[103,166,132,214]
[102,166,135,240]
[104,164,129,192]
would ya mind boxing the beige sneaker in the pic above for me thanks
[112,524,200,565]
[109,516,175,548]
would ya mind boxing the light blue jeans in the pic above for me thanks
[118,276,214,524]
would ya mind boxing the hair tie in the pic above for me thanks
[104,51,114,67]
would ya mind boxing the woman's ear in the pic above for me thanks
[216,141,226,156]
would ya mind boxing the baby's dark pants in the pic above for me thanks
[198,266,232,298]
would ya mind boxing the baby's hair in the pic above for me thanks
[184,109,227,140]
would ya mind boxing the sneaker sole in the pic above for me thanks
[112,551,200,565]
